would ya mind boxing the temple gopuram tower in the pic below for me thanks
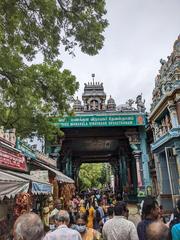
[149,35,180,210]
[82,74,106,111]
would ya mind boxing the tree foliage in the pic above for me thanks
[0,0,108,139]
[78,163,111,190]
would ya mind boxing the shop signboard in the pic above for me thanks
[16,139,36,160]
[35,151,57,167]
[57,114,145,128]
[0,143,27,171]
[30,170,49,183]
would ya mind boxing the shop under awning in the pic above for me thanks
[0,170,29,200]
[3,170,52,195]
[35,162,74,184]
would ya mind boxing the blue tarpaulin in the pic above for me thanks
[32,181,52,194]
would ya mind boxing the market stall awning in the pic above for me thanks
[3,170,52,195]
[31,182,52,194]
[35,162,74,184]
[0,170,29,200]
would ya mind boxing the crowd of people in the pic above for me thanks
[12,190,180,240]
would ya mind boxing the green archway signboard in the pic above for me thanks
[57,114,145,128]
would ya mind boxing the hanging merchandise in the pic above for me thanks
[13,193,32,219]
[52,179,59,200]
[59,183,75,208]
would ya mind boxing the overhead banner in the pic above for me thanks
[0,143,27,171]
[57,114,145,128]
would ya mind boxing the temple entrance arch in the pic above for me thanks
[51,124,148,201]
[48,79,151,201]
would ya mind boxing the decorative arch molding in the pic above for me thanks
[87,97,102,110]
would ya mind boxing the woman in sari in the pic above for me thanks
[75,213,101,240]
[86,200,95,229]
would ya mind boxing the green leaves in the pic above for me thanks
[0,0,108,139]
[0,0,108,60]
[79,163,111,190]
[0,59,78,139]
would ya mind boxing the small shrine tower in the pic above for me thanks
[82,74,106,111]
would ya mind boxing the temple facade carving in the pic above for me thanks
[149,35,180,211]
[73,75,146,114]
[151,35,180,111]
[47,74,152,200]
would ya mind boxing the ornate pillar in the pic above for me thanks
[174,142,180,194]
[133,151,143,188]
[58,148,66,173]
[153,153,161,203]
[139,127,151,187]
[130,157,138,195]
[114,165,119,193]
[65,153,73,177]
[168,100,179,128]
[175,93,180,124]
[121,155,127,186]
[118,158,123,194]
[127,160,132,187]
[71,160,80,187]
[102,100,106,110]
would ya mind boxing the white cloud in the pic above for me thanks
[36,0,180,112]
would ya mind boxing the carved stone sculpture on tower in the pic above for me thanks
[117,99,135,111]
[165,114,172,131]
[136,94,146,113]
[161,119,167,135]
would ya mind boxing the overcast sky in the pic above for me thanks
[60,1,180,111]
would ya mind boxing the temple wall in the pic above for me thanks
[176,101,180,125]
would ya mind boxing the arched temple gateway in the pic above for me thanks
[48,76,151,201]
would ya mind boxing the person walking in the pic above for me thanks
[146,221,170,240]
[13,213,44,240]
[169,199,180,240]
[86,199,95,229]
[94,199,104,232]
[43,210,82,240]
[102,206,114,224]
[75,213,101,240]
[137,196,160,240]
[102,201,138,240]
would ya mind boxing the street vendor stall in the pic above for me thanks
[31,161,75,210]
[32,162,75,205]
[0,170,29,200]
[0,170,29,240]
[0,169,53,240]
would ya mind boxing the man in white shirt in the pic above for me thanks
[102,201,138,240]
[43,210,82,240]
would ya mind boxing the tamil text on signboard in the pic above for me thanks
[58,114,145,128]
[0,143,27,171]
